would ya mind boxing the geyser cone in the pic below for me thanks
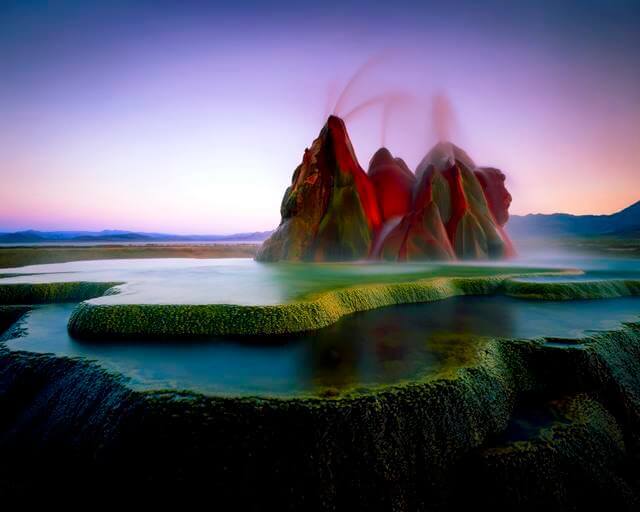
[256,122,514,262]
[474,167,512,227]
[377,164,455,261]
[415,142,514,259]
[256,116,381,262]
[368,147,416,222]
[416,141,476,176]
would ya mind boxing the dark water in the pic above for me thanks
[4,297,640,397]
[498,399,572,443]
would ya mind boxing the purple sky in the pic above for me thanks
[1,1,639,234]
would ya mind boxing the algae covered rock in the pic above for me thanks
[416,142,514,259]
[376,164,455,261]
[256,116,381,262]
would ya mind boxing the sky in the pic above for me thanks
[1,0,639,234]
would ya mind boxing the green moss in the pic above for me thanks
[504,278,640,300]
[0,281,122,305]
[313,182,372,261]
[67,274,640,339]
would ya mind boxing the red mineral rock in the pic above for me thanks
[376,164,455,261]
[256,116,381,261]
[474,167,512,227]
[368,147,415,222]
[414,143,514,259]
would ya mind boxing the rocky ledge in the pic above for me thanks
[1,305,640,508]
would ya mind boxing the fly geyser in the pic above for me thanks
[256,116,514,262]
[256,115,382,262]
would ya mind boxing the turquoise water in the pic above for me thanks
[0,258,494,305]
[512,254,640,282]
[1,255,639,396]
[2,255,638,306]
[4,296,639,396]
[0,258,551,305]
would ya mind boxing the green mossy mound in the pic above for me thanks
[0,281,121,305]
[256,116,380,262]
[313,180,373,261]
[66,275,640,339]
[505,278,640,300]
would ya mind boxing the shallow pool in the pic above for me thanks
[0,258,548,305]
[3,296,639,397]
[2,255,638,307]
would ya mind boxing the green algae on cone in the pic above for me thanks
[256,116,381,262]
[416,141,514,260]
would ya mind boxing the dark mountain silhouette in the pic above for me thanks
[508,201,640,239]
[0,229,273,244]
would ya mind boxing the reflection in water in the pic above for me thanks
[3,297,640,397]
[303,299,515,391]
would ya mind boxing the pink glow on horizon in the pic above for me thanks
[1,15,639,234]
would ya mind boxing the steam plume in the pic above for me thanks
[332,53,390,117]
[431,93,455,142]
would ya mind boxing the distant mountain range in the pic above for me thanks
[2,200,638,244]
[0,229,274,244]
[508,200,640,239]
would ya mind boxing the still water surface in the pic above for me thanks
[2,255,638,306]
[4,296,639,397]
